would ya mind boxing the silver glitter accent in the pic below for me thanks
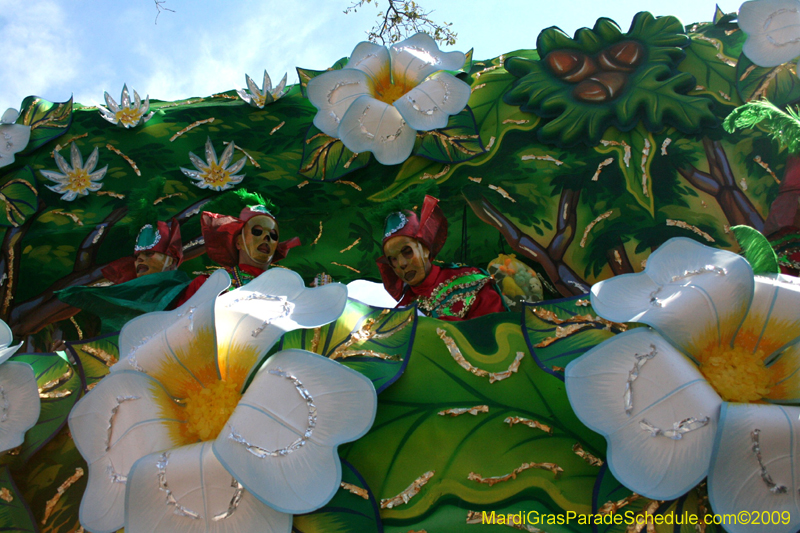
[127,353,145,372]
[0,387,8,423]
[225,294,293,337]
[128,334,154,359]
[381,122,405,143]
[567,280,589,293]
[670,265,727,283]
[212,478,245,521]
[639,416,710,440]
[649,287,663,307]
[106,396,140,451]
[157,452,201,519]
[764,8,800,46]
[385,212,408,237]
[624,345,657,415]
[177,306,197,332]
[228,368,317,457]
[182,236,204,251]
[358,106,375,140]
[107,463,127,484]
[327,81,361,105]
[134,224,162,252]
[92,226,105,245]
[407,94,438,116]
[434,77,451,104]
[751,429,788,494]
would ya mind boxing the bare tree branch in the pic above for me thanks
[154,0,175,25]
[345,0,457,45]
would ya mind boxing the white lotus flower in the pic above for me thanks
[566,237,800,533]
[98,84,154,128]
[180,137,246,191]
[307,32,471,165]
[237,70,288,108]
[739,0,800,68]
[0,318,38,453]
[0,108,31,169]
[40,143,107,201]
[68,268,377,533]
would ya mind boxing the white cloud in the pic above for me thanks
[0,0,80,107]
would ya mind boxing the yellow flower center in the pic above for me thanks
[201,162,232,187]
[375,83,407,105]
[115,107,142,127]
[184,379,242,441]
[65,168,91,192]
[698,344,772,402]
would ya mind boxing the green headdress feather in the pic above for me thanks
[365,182,439,227]
[201,189,279,218]
[127,177,166,238]
[723,100,800,154]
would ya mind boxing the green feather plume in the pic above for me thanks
[723,100,800,154]
[127,177,166,237]
[201,189,279,218]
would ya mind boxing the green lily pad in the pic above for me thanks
[299,125,372,182]
[66,333,120,392]
[414,106,486,163]
[0,466,37,532]
[732,225,779,275]
[17,96,73,154]
[0,166,38,228]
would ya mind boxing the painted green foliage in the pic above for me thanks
[504,12,718,146]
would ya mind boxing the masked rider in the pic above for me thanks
[377,195,506,321]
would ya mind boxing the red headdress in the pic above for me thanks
[101,218,184,284]
[201,205,300,268]
[376,195,448,300]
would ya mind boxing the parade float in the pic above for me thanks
[2,1,800,531]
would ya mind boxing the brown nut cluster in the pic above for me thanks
[544,41,645,103]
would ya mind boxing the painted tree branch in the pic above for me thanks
[607,239,634,276]
[463,187,589,297]
[0,200,42,322]
[677,137,765,231]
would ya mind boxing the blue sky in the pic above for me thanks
[0,0,744,109]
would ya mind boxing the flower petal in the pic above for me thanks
[566,328,722,500]
[708,403,800,533]
[0,342,22,365]
[53,149,72,175]
[214,349,376,514]
[69,371,190,533]
[69,142,83,170]
[390,32,465,85]
[394,72,471,131]
[591,237,754,358]
[338,95,416,165]
[307,68,371,137]
[345,40,391,82]
[272,73,288,99]
[218,141,236,168]
[214,269,347,387]
[113,270,230,398]
[739,0,800,67]
[0,319,17,361]
[347,279,398,307]
[83,147,100,173]
[0,362,40,453]
[125,442,292,533]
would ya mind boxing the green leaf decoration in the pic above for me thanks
[467,51,542,154]
[0,466,37,532]
[13,425,88,533]
[340,309,615,531]
[713,4,726,24]
[0,352,81,470]
[595,124,657,215]
[735,54,800,107]
[281,299,415,393]
[678,36,742,108]
[523,296,627,375]
[732,225,780,274]
[299,125,372,182]
[0,166,38,228]
[292,459,382,533]
[367,156,450,201]
[504,12,717,146]
[17,96,73,154]
[414,106,486,163]
[66,333,120,392]
[296,57,349,97]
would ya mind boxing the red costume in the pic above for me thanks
[377,195,505,321]
[175,206,300,306]
[101,219,184,284]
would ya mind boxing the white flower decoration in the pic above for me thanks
[237,70,288,108]
[0,109,31,169]
[0,318,38,454]
[68,268,377,533]
[566,237,800,533]
[40,143,107,201]
[307,32,471,165]
[180,137,246,191]
[98,84,154,128]
[740,0,800,68]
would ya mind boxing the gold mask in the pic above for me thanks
[237,215,279,268]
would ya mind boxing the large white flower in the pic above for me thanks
[307,32,471,165]
[40,143,107,201]
[740,0,800,69]
[0,108,31,169]
[566,237,800,533]
[0,318,38,453]
[68,268,377,533]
